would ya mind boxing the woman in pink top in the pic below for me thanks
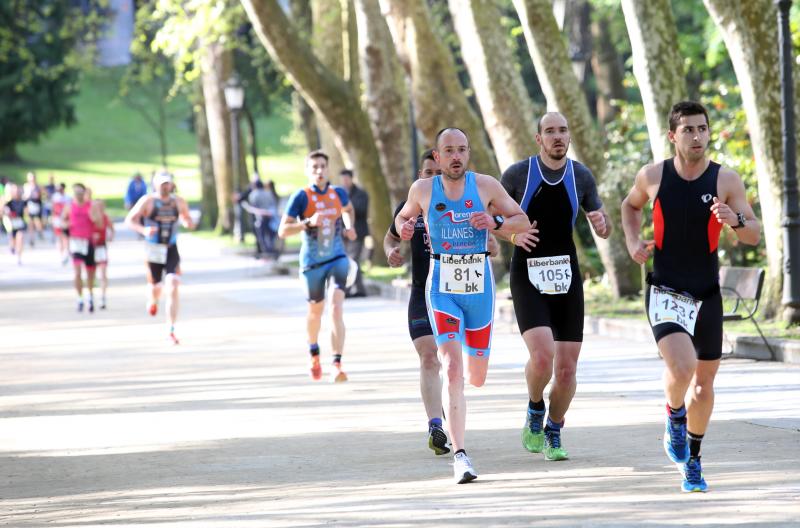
[62,184,102,313]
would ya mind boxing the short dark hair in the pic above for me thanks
[73,183,86,191]
[434,127,468,148]
[255,180,264,189]
[668,101,709,132]
[420,148,436,165]
[339,169,353,178]
[306,149,329,163]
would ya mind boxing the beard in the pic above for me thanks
[543,142,568,160]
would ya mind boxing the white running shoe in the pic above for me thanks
[453,452,477,484]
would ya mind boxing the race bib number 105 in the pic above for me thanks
[648,286,702,336]
[527,255,572,294]
[439,253,485,294]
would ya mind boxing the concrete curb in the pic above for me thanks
[368,278,800,365]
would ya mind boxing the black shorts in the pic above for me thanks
[147,245,181,284]
[408,286,433,340]
[509,266,584,342]
[645,287,723,361]
[72,244,96,268]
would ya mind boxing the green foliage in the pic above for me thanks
[148,0,290,119]
[0,0,108,159]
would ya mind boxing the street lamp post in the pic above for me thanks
[224,75,245,242]
[775,0,800,322]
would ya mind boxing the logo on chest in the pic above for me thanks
[701,193,713,204]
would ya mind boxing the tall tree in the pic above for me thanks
[703,0,785,318]
[311,0,349,178]
[621,0,687,161]
[447,0,539,170]
[240,0,392,263]
[381,0,500,176]
[589,8,626,125]
[354,0,413,202]
[289,0,320,152]
[0,1,106,161]
[200,41,237,232]
[513,0,640,297]
[193,83,218,229]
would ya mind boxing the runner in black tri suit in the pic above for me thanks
[2,184,28,265]
[385,149,499,457]
[622,101,761,492]
[125,171,196,344]
[500,112,611,462]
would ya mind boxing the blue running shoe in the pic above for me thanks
[681,456,708,492]
[522,409,545,453]
[663,415,688,463]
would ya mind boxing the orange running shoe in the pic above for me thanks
[170,332,180,345]
[310,356,322,381]
[148,302,158,316]
[331,361,348,383]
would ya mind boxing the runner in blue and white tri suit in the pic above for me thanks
[395,128,529,484]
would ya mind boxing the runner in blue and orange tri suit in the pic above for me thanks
[125,171,195,344]
[279,150,357,383]
[622,101,761,492]
[395,128,529,484]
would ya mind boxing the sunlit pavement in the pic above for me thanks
[1,230,798,527]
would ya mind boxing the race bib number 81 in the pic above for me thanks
[439,253,485,294]
[527,255,572,294]
[648,285,702,336]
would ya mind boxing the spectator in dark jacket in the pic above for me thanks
[339,169,369,297]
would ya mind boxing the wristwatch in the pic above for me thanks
[732,212,746,229]
[492,215,504,230]
[302,218,312,228]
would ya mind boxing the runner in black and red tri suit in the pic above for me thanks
[622,101,761,492]
[500,112,611,462]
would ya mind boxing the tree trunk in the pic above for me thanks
[193,83,218,229]
[514,0,640,297]
[241,0,392,265]
[200,41,235,234]
[289,0,321,151]
[703,0,784,318]
[621,0,687,162]
[312,0,349,178]
[354,0,412,203]
[447,0,539,171]
[0,143,20,163]
[590,11,626,125]
[380,0,500,177]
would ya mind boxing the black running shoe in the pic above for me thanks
[428,424,450,455]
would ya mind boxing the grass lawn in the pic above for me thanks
[0,66,306,217]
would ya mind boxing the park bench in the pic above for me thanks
[719,265,774,359]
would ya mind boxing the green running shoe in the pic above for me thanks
[522,409,545,453]
[544,428,569,461]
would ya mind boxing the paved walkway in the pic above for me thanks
[1,230,798,526]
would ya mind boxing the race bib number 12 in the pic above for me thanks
[527,255,572,294]
[439,253,485,294]
[648,286,702,335]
